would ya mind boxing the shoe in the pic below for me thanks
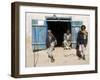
[83,55,86,60]
[48,55,51,58]
[51,56,55,62]
[66,48,68,50]
[51,58,55,62]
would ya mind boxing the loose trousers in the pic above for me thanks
[47,42,55,57]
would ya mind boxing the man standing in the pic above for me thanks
[46,30,57,62]
[63,30,71,50]
[76,25,88,60]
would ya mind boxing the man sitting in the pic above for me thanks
[63,30,71,50]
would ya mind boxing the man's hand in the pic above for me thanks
[81,30,88,35]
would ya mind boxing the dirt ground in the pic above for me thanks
[29,47,89,67]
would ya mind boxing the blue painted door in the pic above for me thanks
[71,21,83,48]
[32,20,47,51]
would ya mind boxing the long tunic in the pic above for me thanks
[76,31,88,48]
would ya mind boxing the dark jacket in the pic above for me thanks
[76,31,88,49]
[46,33,56,48]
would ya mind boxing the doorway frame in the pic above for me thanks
[46,16,72,47]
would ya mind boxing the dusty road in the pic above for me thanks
[30,47,89,67]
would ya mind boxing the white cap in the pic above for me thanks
[48,30,51,33]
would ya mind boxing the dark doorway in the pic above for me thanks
[46,18,71,47]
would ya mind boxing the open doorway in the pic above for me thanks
[46,17,71,47]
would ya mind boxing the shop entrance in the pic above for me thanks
[46,17,71,46]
